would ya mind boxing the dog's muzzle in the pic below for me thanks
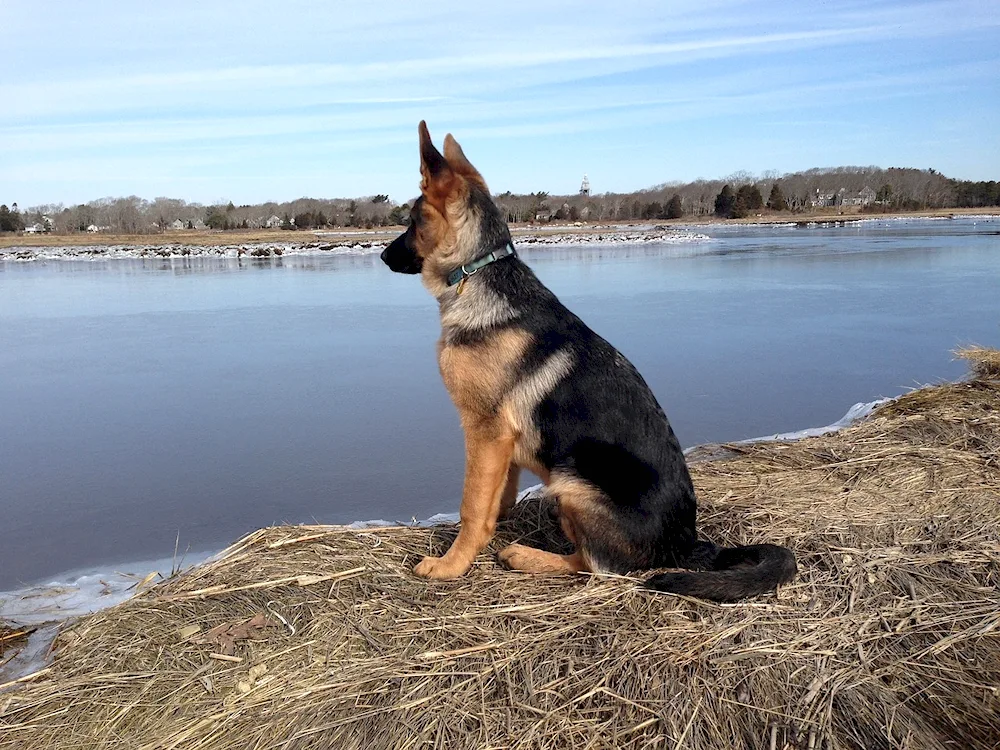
[381,232,423,274]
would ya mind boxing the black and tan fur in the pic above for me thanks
[381,122,796,600]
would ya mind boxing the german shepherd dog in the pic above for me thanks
[381,122,796,601]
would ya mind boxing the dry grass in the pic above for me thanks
[956,346,1000,380]
[2,351,1000,749]
[0,628,31,661]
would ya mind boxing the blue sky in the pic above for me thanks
[3,0,998,207]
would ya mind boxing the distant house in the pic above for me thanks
[810,189,837,208]
[169,219,186,230]
[86,224,101,233]
[265,215,283,229]
[837,186,878,207]
[534,209,552,222]
[811,186,877,208]
[23,216,53,233]
[192,219,207,230]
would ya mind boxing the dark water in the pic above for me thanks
[1,217,998,588]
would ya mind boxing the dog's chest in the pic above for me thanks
[437,339,503,417]
[436,325,534,417]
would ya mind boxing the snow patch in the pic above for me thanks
[740,398,891,444]
[1,229,710,263]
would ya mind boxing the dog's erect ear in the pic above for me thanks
[419,121,448,181]
[443,134,485,185]
[418,121,456,211]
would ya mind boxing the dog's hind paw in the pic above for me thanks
[499,543,584,574]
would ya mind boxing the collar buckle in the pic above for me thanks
[447,242,516,288]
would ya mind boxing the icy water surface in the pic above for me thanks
[1,217,998,589]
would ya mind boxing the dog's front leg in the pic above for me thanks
[414,429,514,580]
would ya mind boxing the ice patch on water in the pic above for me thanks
[0,625,60,688]
[0,228,711,263]
[0,551,216,685]
[516,230,709,247]
[0,551,217,628]
[739,397,891,444]
[0,242,387,263]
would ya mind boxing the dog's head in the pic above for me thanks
[381,122,509,289]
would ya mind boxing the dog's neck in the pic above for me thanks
[429,241,520,336]
[444,242,516,288]
[422,237,516,302]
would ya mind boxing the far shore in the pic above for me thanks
[2,207,996,251]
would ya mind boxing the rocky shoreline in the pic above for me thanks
[0,226,709,262]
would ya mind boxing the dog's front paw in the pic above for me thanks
[413,555,466,580]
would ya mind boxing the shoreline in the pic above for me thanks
[2,208,996,259]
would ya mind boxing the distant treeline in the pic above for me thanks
[3,167,998,235]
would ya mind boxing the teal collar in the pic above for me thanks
[446,242,516,287]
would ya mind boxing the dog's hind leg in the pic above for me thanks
[498,474,608,576]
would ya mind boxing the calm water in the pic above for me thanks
[1,217,998,588]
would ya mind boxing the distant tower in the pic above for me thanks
[580,174,590,196]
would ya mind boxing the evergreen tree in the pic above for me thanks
[642,201,663,220]
[666,194,683,219]
[766,184,788,211]
[0,203,25,232]
[714,185,736,218]
[733,184,763,218]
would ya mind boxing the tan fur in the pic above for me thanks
[544,472,632,574]
[419,186,487,298]
[416,327,533,579]
[438,328,532,418]
[414,428,515,579]
[497,544,586,574]
[443,134,487,187]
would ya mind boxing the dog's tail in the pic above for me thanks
[643,541,797,602]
